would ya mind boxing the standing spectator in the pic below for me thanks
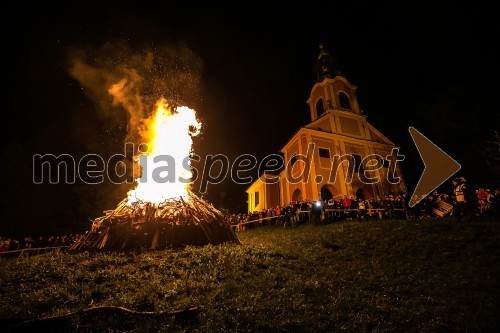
[327,197,335,222]
[453,178,467,219]
[311,201,322,226]
[275,206,281,225]
[342,195,351,219]
[300,201,308,222]
[477,188,487,215]
[460,176,476,216]
[357,198,368,222]
[283,205,292,228]
[8,239,20,251]
[485,189,493,212]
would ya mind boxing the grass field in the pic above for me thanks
[1,218,499,332]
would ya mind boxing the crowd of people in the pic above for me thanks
[227,177,499,231]
[0,234,83,254]
[227,192,411,231]
[1,177,497,253]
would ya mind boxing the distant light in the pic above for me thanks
[315,201,322,207]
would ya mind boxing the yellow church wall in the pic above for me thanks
[315,118,333,132]
[246,180,264,212]
[265,175,280,209]
[282,134,308,203]
[279,170,286,205]
[299,134,311,199]
[339,116,361,136]
[285,141,299,163]
[246,175,281,212]
[343,143,365,156]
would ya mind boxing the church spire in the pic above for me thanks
[314,42,339,82]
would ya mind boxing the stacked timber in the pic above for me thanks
[69,191,240,251]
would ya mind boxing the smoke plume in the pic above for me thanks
[68,41,202,143]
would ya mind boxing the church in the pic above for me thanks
[246,44,407,212]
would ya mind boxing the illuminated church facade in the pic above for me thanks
[246,45,406,212]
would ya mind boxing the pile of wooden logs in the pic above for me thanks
[69,191,240,251]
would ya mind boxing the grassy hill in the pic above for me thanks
[1,219,499,332]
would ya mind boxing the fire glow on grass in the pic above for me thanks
[127,98,201,204]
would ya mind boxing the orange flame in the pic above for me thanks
[127,98,201,204]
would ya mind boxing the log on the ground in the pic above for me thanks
[8,306,199,332]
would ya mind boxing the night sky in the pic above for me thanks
[2,4,498,236]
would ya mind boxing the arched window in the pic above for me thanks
[292,188,302,202]
[316,98,325,118]
[355,188,365,200]
[338,92,351,110]
[321,184,337,201]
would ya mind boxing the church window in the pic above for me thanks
[316,98,325,117]
[339,92,351,110]
[319,148,330,158]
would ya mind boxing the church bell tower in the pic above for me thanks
[308,44,362,122]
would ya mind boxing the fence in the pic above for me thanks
[0,246,69,259]
[231,208,410,231]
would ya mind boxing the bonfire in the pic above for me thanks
[70,100,239,251]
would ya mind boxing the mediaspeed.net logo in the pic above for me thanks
[32,142,405,194]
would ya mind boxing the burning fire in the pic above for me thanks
[127,98,201,204]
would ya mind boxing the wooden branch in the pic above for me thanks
[9,306,199,331]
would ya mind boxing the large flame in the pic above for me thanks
[127,98,201,204]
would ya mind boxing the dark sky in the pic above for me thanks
[2,4,498,235]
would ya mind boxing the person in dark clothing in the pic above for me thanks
[311,201,323,225]
[8,239,19,251]
[300,201,309,222]
[327,198,335,222]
